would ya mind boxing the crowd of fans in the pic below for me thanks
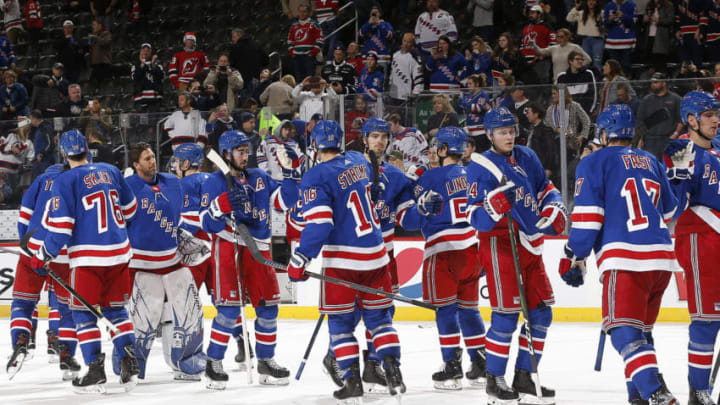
[0,0,718,209]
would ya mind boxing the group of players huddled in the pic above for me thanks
[5,89,720,405]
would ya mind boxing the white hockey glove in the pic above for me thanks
[665,140,695,181]
[405,164,428,182]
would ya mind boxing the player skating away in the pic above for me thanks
[398,126,487,391]
[663,91,720,405]
[7,163,81,381]
[199,130,294,388]
[562,104,680,405]
[31,130,140,394]
[287,120,404,404]
[125,143,206,382]
[466,107,566,404]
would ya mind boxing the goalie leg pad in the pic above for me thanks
[162,268,206,375]
[129,271,165,378]
[515,305,552,371]
[610,326,661,401]
[208,305,240,360]
[486,311,519,378]
[255,305,278,360]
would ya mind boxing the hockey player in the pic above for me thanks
[562,104,680,405]
[465,107,566,404]
[288,120,404,403]
[398,126,487,390]
[199,130,292,388]
[125,142,205,382]
[31,129,140,393]
[7,163,81,381]
[663,91,720,405]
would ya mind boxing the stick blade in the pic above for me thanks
[206,148,231,176]
[19,228,39,256]
[470,152,503,183]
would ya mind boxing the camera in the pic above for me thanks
[219,65,227,72]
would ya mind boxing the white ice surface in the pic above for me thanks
[0,319,701,404]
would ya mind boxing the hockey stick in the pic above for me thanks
[232,221,437,311]
[594,330,606,371]
[710,344,720,398]
[17,230,120,334]
[295,313,325,380]
[470,152,543,400]
[206,148,254,383]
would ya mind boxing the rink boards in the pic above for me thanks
[0,237,691,322]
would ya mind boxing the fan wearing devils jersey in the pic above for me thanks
[7,163,81,381]
[32,130,140,394]
[465,107,566,403]
[399,127,486,391]
[168,32,210,92]
[125,143,205,383]
[664,92,720,405]
[563,104,680,404]
[288,120,404,403]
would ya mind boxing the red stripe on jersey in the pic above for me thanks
[425,229,477,249]
[77,328,102,342]
[132,251,178,262]
[439,334,461,346]
[598,249,675,266]
[122,200,138,217]
[19,210,31,221]
[571,213,604,223]
[624,351,657,378]
[46,219,73,229]
[69,243,131,259]
[305,211,332,221]
[323,248,387,261]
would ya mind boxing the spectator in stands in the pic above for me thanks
[258,119,304,181]
[321,44,358,95]
[425,35,466,93]
[458,74,491,140]
[0,117,33,187]
[389,33,423,103]
[203,54,244,111]
[509,82,531,143]
[468,0,495,43]
[54,20,86,83]
[2,0,23,45]
[521,5,556,84]
[490,32,530,85]
[599,58,634,111]
[79,98,112,148]
[252,68,273,103]
[282,0,312,20]
[387,150,405,171]
[0,70,28,120]
[63,0,89,13]
[359,6,394,68]
[675,0,705,68]
[292,75,335,121]
[427,144,440,168]
[707,1,720,63]
[676,60,703,95]
[24,0,43,51]
[131,43,164,112]
[127,0,153,40]
[163,91,208,150]
[616,82,639,114]
[313,0,339,58]
[260,74,297,120]
[0,32,16,71]
[545,85,591,158]
[31,63,68,116]
[491,72,514,109]
[426,94,459,137]
[229,28,269,98]
[87,129,115,165]
[30,110,54,179]
[387,112,428,169]
[533,28,591,80]
[344,94,371,149]
[604,0,638,73]
[567,0,604,72]
[90,0,116,30]
[643,0,673,70]
[414,0,458,59]
[54,83,85,130]
[636,71,682,158]
[465,36,492,82]
[345,41,364,75]
[525,102,560,186]
[189,80,221,111]
[288,4,324,82]
[239,111,261,168]
[168,32,210,93]
[206,103,239,151]
[358,51,384,101]
[556,50,597,115]
[89,20,112,90]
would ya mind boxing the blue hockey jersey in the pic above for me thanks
[466,51,492,79]
[359,67,384,101]
[568,145,680,273]
[359,21,394,62]
[400,164,477,258]
[374,161,415,252]
[465,146,563,255]
[180,171,212,238]
[426,53,467,92]
[41,162,138,267]
[675,0,709,39]
[126,173,184,270]
[604,0,638,50]
[296,151,389,270]
[459,90,490,137]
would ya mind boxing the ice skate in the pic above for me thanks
[205,358,228,390]
[465,348,487,388]
[333,363,363,405]
[257,358,290,385]
[649,383,679,405]
[323,351,344,387]
[173,370,201,381]
[630,400,649,405]
[26,328,36,361]
[72,353,107,394]
[6,333,29,380]
[46,330,59,363]
[119,345,140,391]
[59,344,81,381]
[382,355,406,397]
[512,368,555,404]
[361,351,388,394]
[432,349,463,390]
[234,337,255,371]
[689,388,716,405]
[487,372,519,405]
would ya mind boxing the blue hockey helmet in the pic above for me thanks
[218,130,249,157]
[172,143,204,168]
[310,120,343,150]
[680,91,720,125]
[484,107,518,136]
[433,127,469,155]
[361,117,391,138]
[59,129,87,157]
[596,104,635,140]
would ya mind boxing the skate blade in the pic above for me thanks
[335,397,363,405]
[259,374,289,386]
[234,362,255,372]
[62,370,79,381]
[25,350,34,361]
[467,377,487,389]
[364,382,389,395]
[73,383,107,394]
[204,377,227,390]
[6,352,27,380]
[48,354,59,364]
[433,379,462,390]
[322,366,343,387]
[121,375,138,392]
[518,393,555,405]
[173,372,201,381]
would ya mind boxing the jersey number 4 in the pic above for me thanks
[82,190,126,234]
[620,178,660,232]
[346,185,381,237]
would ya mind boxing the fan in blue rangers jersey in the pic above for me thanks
[287,120,404,403]
[426,35,467,92]
[358,51,385,101]
[398,126,487,391]
[465,107,566,404]
[563,104,680,405]
[458,74,491,139]
[199,130,294,388]
[31,129,140,394]
[663,91,720,405]
[359,6,394,66]
[124,142,205,383]
[7,163,82,381]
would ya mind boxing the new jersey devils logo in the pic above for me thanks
[293,27,309,43]
[182,58,200,76]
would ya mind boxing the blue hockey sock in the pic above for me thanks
[232,313,244,340]
[9,299,35,346]
[57,301,77,355]
[72,310,101,365]
[435,304,461,362]
[363,307,400,364]
[458,306,486,361]
[255,305,278,360]
[329,312,360,379]
[102,306,136,356]
[486,311,519,377]
[48,290,60,335]
[207,305,240,360]
[515,306,552,371]
[688,320,720,391]
[611,326,661,400]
